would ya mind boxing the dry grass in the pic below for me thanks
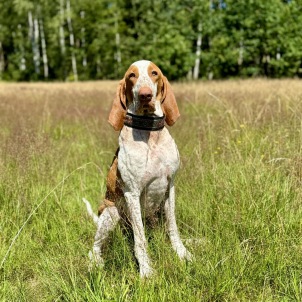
[1,79,302,301]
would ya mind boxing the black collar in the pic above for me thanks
[124,113,165,131]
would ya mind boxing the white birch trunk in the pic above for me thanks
[80,10,87,68]
[18,24,26,71]
[115,15,121,75]
[66,0,78,81]
[59,0,66,55]
[238,28,244,66]
[29,11,40,75]
[34,16,41,74]
[28,11,37,73]
[208,0,213,79]
[28,11,33,41]
[276,46,281,60]
[238,39,243,66]
[39,18,49,79]
[193,22,202,80]
[96,55,101,76]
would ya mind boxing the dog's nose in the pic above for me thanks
[138,87,153,102]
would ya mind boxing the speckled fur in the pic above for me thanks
[84,60,192,278]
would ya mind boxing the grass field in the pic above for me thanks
[1,79,302,301]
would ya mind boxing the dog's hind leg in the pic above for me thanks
[89,206,121,268]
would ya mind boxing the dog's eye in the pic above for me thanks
[129,72,136,78]
[151,71,158,76]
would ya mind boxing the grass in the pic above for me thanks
[0,79,302,301]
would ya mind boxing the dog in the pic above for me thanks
[83,60,192,278]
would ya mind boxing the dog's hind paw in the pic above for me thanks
[88,250,104,271]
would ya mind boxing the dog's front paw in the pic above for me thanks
[88,250,104,271]
[177,247,194,262]
[139,264,154,278]
[183,249,194,262]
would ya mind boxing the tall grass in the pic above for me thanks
[1,79,302,301]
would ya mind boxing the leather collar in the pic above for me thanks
[124,112,165,131]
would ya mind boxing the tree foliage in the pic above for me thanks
[0,0,301,81]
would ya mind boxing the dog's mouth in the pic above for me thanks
[143,104,154,113]
[142,109,155,116]
[143,108,155,114]
[136,101,156,116]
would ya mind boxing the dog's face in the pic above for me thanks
[108,60,180,131]
[124,60,165,116]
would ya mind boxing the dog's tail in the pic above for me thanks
[82,198,98,225]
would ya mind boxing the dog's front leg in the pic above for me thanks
[124,191,154,278]
[164,179,193,261]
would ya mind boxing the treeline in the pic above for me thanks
[0,0,301,81]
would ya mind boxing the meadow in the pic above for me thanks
[0,79,302,301]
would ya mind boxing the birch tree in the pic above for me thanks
[39,18,48,79]
[66,0,78,81]
[193,23,202,80]
[0,0,301,80]
[59,0,66,56]
[114,13,121,76]
[28,11,41,75]
[80,10,87,68]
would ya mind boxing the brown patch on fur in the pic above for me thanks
[108,80,127,131]
[108,65,142,131]
[148,62,180,125]
[98,148,123,215]
[161,76,180,126]
[148,62,162,85]
[125,65,138,104]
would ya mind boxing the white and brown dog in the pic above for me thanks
[83,60,192,278]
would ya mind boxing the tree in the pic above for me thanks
[0,0,301,81]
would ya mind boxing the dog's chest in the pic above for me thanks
[118,127,179,205]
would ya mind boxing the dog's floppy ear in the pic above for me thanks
[108,79,127,131]
[161,76,180,126]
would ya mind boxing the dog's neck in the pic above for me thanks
[124,113,165,131]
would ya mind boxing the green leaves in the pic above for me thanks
[0,0,301,80]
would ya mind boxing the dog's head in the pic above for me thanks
[108,60,180,131]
